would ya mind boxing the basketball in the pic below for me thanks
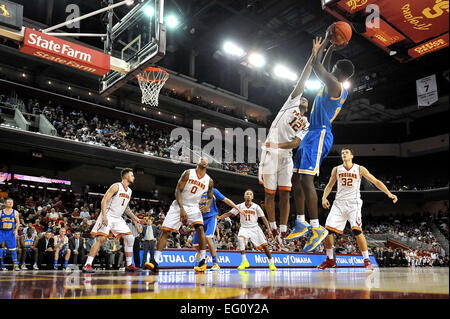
[331,21,352,46]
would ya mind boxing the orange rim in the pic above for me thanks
[136,67,169,83]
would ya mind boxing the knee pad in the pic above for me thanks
[123,235,134,253]
[238,237,246,251]
[352,229,362,236]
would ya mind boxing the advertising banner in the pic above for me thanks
[0,0,23,31]
[19,28,110,76]
[379,0,449,43]
[408,32,449,58]
[364,17,407,47]
[337,0,377,14]
[140,249,378,268]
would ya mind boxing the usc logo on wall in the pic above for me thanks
[422,0,449,18]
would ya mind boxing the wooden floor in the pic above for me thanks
[0,267,447,299]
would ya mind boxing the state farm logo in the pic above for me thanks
[26,32,92,63]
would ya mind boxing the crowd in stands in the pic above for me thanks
[160,87,265,126]
[0,181,448,269]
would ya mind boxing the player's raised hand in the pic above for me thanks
[322,198,331,209]
[325,23,335,41]
[312,36,323,55]
[389,193,398,204]
[180,207,188,224]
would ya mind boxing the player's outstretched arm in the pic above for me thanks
[312,29,341,98]
[322,166,338,209]
[360,166,398,203]
[223,197,245,215]
[291,36,323,99]
[217,211,233,221]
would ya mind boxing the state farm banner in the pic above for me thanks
[408,32,449,58]
[19,28,110,76]
[139,249,378,268]
[416,74,438,107]
[379,0,449,43]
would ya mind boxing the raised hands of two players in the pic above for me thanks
[180,207,188,224]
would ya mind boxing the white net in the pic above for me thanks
[136,67,169,106]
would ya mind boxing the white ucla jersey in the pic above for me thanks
[106,182,132,218]
[231,202,265,228]
[335,164,361,201]
[178,169,210,207]
[263,93,309,157]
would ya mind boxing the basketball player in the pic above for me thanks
[20,226,39,270]
[0,198,20,271]
[193,188,244,271]
[53,227,71,271]
[82,168,143,273]
[217,190,276,271]
[287,25,355,252]
[318,148,398,270]
[145,157,213,273]
[259,37,323,240]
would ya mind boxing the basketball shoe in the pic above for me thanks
[82,264,95,273]
[364,258,374,271]
[303,226,329,253]
[269,262,277,271]
[211,263,220,271]
[194,259,207,272]
[144,259,159,273]
[237,259,250,270]
[285,220,311,242]
[317,257,336,270]
[125,264,139,272]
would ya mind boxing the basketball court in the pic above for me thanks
[0,268,447,299]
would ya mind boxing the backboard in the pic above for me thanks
[100,0,166,96]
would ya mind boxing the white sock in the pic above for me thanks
[85,256,94,266]
[241,254,247,261]
[155,251,162,263]
[280,225,287,233]
[126,257,132,266]
[326,249,334,260]
[200,250,206,260]
[269,258,274,264]
[269,222,277,230]
[362,250,369,259]
[297,215,305,222]
[310,219,320,228]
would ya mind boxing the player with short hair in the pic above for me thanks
[217,189,276,271]
[193,188,244,271]
[259,37,323,241]
[287,25,355,252]
[145,157,214,273]
[20,226,39,270]
[0,198,20,271]
[318,148,398,270]
[82,168,143,273]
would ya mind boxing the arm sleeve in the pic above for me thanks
[213,188,226,201]
[255,205,265,218]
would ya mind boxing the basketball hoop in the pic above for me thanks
[136,67,169,106]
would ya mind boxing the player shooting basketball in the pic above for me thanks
[258,37,322,243]
[286,23,355,253]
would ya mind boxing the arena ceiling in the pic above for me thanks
[3,0,449,123]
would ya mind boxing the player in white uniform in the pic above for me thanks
[318,148,398,271]
[259,37,322,240]
[145,157,214,273]
[82,168,143,273]
[218,190,277,271]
